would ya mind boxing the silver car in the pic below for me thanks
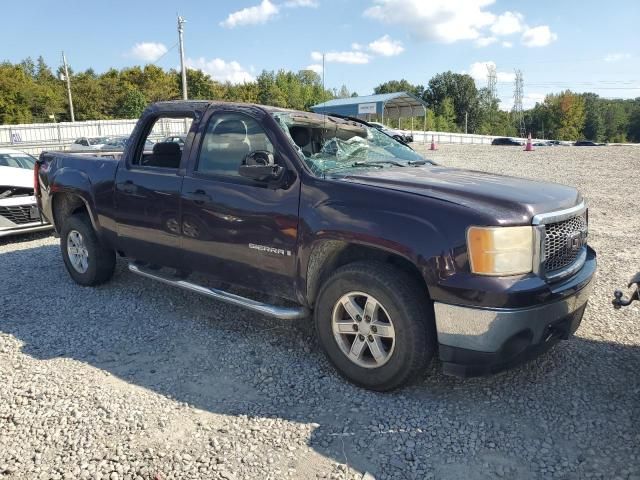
[0,149,53,238]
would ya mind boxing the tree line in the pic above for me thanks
[1,57,639,142]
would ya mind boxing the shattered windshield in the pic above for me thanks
[272,112,430,176]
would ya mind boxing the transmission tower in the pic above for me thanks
[486,64,497,125]
[513,69,525,138]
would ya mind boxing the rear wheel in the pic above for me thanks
[314,261,436,391]
[60,214,115,286]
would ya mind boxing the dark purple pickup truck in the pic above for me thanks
[36,101,596,390]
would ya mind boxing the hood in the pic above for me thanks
[337,166,582,224]
[0,165,33,189]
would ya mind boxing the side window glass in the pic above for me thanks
[134,115,193,168]
[197,112,274,177]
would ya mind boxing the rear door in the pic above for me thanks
[114,109,200,268]
[179,106,300,300]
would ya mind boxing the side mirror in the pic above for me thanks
[239,151,284,183]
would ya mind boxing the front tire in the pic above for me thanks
[314,261,436,391]
[60,214,115,286]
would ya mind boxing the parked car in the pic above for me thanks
[368,122,413,143]
[0,148,52,238]
[69,137,110,151]
[491,137,524,146]
[162,134,187,147]
[574,140,603,146]
[100,136,155,151]
[36,101,596,390]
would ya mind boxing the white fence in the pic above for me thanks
[0,118,190,155]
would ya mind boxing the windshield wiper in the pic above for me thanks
[407,160,429,166]
[353,160,406,167]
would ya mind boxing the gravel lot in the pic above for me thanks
[1,145,639,480]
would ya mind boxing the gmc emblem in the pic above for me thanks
[566,232,585,250]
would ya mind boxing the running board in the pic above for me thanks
[128,264,309,320]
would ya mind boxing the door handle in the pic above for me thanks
[187,189,211,205]
[121,181,137,194]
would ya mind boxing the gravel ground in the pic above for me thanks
[1,145,639,480]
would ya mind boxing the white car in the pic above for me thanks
[368,122,413,143]
[0,148,53,238]
[69,136,110,151]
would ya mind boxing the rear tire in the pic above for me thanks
[60,214,115,286]
[314,261,436,391]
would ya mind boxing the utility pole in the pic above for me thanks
[465,111,468,134]
[61,52,75,122]
[322,53,325,99]
[178,15,188,100]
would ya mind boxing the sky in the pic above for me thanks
[2,0,639,109]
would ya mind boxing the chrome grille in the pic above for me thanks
[543,212,588,273]
[0,205,37,225]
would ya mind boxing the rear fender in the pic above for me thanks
[50,168,99,233]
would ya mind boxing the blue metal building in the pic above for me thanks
[310,92,428,127]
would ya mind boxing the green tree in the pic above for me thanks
[435,97,457,132]
[582,93,604,141]
[423,71,480,132]
[374,79,424,97]
[627,100,640,142]
[115,88,147,118]
[0,63,34,123]
[601,101,628,142]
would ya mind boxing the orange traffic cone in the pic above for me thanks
[430,135,437,151]
[524,133,534,151]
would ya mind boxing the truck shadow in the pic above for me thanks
[2,244,639,478]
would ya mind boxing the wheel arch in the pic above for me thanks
[305,239,430,308]
[52,192,98,234]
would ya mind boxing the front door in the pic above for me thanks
[114,113,194,268]
[180,109,300,300]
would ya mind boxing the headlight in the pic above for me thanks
[467,226,533,276]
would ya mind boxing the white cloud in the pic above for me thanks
[351,42,363,50]
[490,11,524,35]
[311,50,371,64]
[521,25,557,47]
[468,61,514,83]
[364,1,558,50]
[304,63,323,73]
[220,0,278,28]
[127,42,168,62]
[523,93,546,109]
[185,57,255,84]
[367,35,404,56]
[283,0,318,6]
[604,52,631,62]
[364,0,497,43]
[475,36,497,47]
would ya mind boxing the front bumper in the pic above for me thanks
[433,250,596,377]
[0,198,53,238]
[0,223,53,238]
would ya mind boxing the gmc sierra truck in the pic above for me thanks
[36,101,596,391]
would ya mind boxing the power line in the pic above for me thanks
[152,42,178,65]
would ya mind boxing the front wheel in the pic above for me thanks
[314,261,436,391]
[60,214,115,286]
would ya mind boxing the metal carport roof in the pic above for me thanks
[310,92,428,120]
